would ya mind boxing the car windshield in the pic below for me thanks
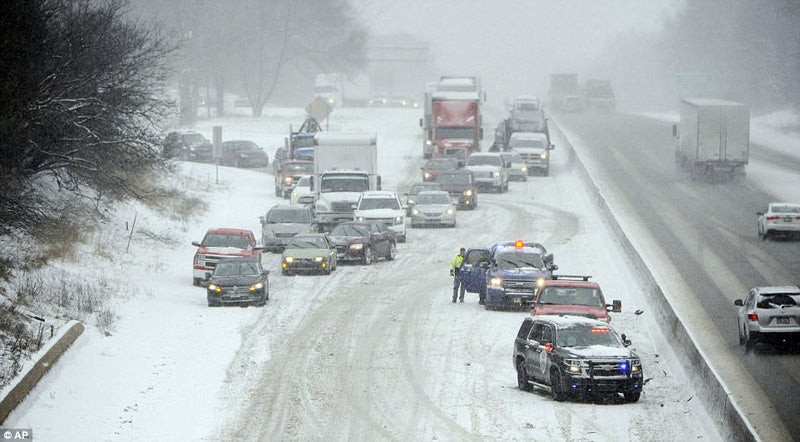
[359,198,400,210]
[556,326,622,348]
[502,153,524,164]
[293,136,315,148]
[203,234,250,249]
[409,184,442,195]
[436,128,474,139]
[287,237,327,249]
[183,133,207,144]
[425,160,456,170]
[225,142,256,151]
[513,139,545,149]
[321,175,370,193]
[213,261,260,277]
[296,176,310,188]
[415,193,451,204]
[756,293,800,309]
[330,224,369,237]
[436,173,470,185]
[770,205,800,214]
[495,252,544,270]
[467,156,501,167]
[285,162,314,173]
[538,287,604,307]
[266,209,310,223]
[516,102,539,111]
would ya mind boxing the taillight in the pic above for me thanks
[765,216,779,221]
[747,313,758,321]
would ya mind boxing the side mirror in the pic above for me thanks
[550,144,556,150]
[204,272,212,280]
[756,211,763,216]
[350,204,357,210]
[734,299,744,306]
[192,241,202,247]
[549,264,559,271]
[606,300,622,313]
[479,261,489,268]
[672,123,678,138]
[419,118,423,128]
[253,246,266,251]
[259,216,266,224]
[621,333,632,347]
[402,204,409,211]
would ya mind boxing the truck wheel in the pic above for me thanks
[517,360,532,392]
[550,370,566,402]
[623,391,641,403]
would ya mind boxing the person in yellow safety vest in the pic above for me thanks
[450,247,467,303]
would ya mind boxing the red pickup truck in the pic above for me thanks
[192,228,261,286]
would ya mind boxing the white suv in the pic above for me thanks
[354,191,407,242]
[465,153,509,192]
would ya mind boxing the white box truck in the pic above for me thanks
[313,133,381,230]
[673,99,749,181]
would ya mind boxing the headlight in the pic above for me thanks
[284,176,292,184]
[349,243,363,250]
[328,98,334,104]
[395,216,403,224]
[540,153,548,160]
[249,282,264,291]
[314,256,324,262]
[194,254,205,266]
[208,284,221,293]
[284,256,294,263]
[401,101,407,106]
[446,208,454,215]
[424,172,431,179]
[489,276,503,287]
[521,166,528,172]
[407,199,415,205]
[536,278,545,288]
[425,140,433,146]
[291,191,298,198]
[564,359,582,373]
[463,189,473,196]
[492,171,500,178]
[356,216,364,221]
[630,359,641,372]
[412,208,420,215]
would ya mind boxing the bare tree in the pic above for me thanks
[0,0,174,241]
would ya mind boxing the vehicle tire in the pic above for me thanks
[386,242,396,260]
[207,300,219,307]
[361,247,373,265]
[744,331,756,352]
[517,360,532,392]
[399,233,406,243]
[324,263,332,275]
[282,269,290,276]
[624,391,641,403]
[543,167,550,177]
[234,157,240,168]
[550,370,566,402]
[758,227,764,240]
[275,185,281,197]
[193,278,202,287]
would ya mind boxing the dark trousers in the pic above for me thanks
[452,273,465,301]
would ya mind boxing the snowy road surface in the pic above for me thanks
[7,109,716,440]
[554,110,799,441]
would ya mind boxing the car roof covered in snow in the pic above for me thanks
[314,132,376,146]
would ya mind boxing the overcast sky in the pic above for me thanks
[353,0,677,105]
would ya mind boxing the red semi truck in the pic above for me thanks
[430,90,482,166]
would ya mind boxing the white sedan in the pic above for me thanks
[757,202,800,240]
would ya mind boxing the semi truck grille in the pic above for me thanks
[332,202,355,213]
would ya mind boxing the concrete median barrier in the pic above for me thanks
[0,320,85,424]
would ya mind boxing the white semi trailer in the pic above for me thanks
[673,98,749,181]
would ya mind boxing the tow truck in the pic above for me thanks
[458,240,557,309]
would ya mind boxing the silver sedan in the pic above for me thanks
[410,191,457,228]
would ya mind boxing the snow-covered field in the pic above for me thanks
[6,108,718,440]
